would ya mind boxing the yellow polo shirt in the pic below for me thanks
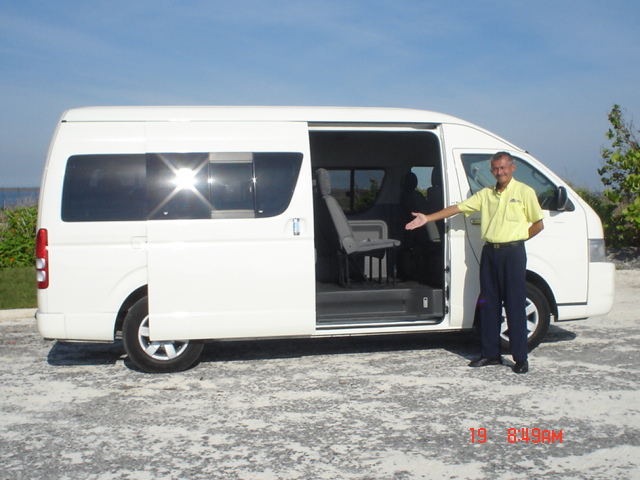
[457,179,544,243]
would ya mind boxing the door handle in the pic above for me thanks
[293,218,300,236]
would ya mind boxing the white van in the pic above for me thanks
[36,106,615,372]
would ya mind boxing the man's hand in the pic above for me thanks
[405,212,428,230]
[405,205,461,231]
[528,220,544,240]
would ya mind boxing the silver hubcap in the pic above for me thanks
[138,315,189,361]
[500,297,539,342]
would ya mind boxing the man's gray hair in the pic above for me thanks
[491,151,515,164]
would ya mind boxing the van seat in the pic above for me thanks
[315,168,400,286]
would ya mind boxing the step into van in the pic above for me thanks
[36,106,615,372]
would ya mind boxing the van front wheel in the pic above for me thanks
[122,297,204,373]
[500,283,551,353]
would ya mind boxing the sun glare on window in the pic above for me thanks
[173,168,197,190]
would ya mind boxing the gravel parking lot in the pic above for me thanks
[1,270,639,480]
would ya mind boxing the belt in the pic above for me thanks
[485,241,524,249]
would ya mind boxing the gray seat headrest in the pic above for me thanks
[316,168,331,197]
[401,172,418,191]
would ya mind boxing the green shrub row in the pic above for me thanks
[573,188,639,248]
[0,205,38,268]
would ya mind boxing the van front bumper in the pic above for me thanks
[556,262,615,321]
[586,261,616,317]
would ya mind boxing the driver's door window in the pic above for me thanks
[460,154,570,211]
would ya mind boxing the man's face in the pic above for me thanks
[490,157,516,185]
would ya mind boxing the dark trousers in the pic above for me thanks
[478,243,528,362]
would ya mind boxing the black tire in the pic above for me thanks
[122,297,204,373]
[500,283,551,353]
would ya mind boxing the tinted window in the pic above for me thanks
[147,153,211,220]
[461,154,571,211]
[61,152,303,221]
[326,169,385,213]
[255,154,304,217]
[62,155,147,221]
[410,166,435,195]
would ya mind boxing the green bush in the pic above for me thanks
[0,205,38,268]
[599,105,640,247]
[570,186,640,248]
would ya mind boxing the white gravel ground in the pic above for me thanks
[0,270,638,480]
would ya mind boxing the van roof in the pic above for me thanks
[60,106,522,151]
[60,105,468,125]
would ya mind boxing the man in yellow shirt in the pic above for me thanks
[406,152,544,373]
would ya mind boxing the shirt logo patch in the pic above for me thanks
[510,199,522,203]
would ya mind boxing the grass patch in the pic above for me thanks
[0,267,37,309]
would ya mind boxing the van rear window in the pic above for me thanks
[61,152,303,222]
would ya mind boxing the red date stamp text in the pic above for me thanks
[470,427,563,444]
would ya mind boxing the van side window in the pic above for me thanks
[461,154,573,211]
[326,169,385,213]
[62,155,147,221]
[147,153,211,219]
[61,152,302,222]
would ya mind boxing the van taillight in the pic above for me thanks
[36,229,49,289]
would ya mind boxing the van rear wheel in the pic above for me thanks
[500,283,551,353]
[122,297,204,373]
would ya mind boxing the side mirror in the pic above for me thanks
[556,186,568,211]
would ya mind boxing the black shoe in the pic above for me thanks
[468,356,503,367]
[513,360,529,374]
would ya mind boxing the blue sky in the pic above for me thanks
[1,0,639,189]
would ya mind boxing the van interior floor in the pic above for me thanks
[315,280,444,329]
